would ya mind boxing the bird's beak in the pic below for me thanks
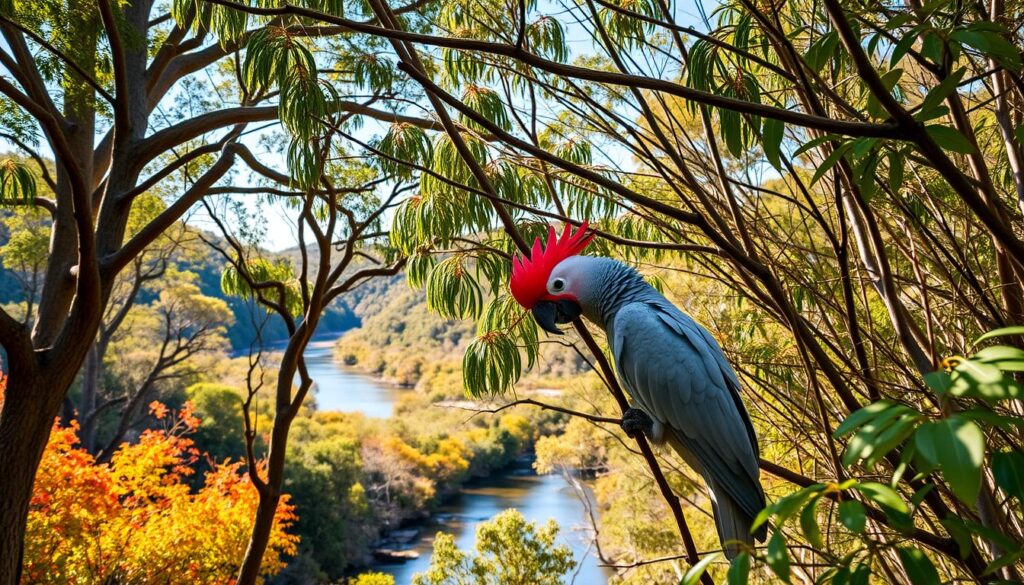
[531,299,582,335]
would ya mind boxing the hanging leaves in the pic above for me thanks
[376,122,434,179]
[425,254,484,320]
[463,330,522,396]
[460,85,511,133]
[221,258,304,316]
[0,159,36,205]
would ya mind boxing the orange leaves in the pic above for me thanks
[25,402,298,584]
[149,400,168,420]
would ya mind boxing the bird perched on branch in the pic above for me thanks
[509,222,766,558]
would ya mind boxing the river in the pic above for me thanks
[302,340,613,584]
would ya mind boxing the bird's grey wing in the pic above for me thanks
[610,301,764,520]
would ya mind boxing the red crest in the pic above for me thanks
[510,222,594,309]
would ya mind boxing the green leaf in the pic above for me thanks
[899,549,940,584]
[984,549,1024,576]
[866,69,903,119]
[727,552,750,585]
[926,125,977,154]
[950,28,1022,71]
[940,517,974,559]
[854,482,909,514]
[799,495,823,549]
[974,345,1024,372]
[0,159,37,204]
[915,417,986,504]
[890,32,918,67]
[765,532,790,582]
[462,331,522,396]
[763,118,784,170]
[950,358,1012,400]
[838,500,866,533]
[974,326,1024,345]
[849,563,871,585]
[887,151,905,193]
[924,371,952,394]
[793,134,839,158]
[835,400,898,437]
[917,68,965,121]
[992,451,1024,501]
[804,31,839,72]
[680,552,722,585]
[810,143,852,185]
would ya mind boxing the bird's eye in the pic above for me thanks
[551,278,565,292]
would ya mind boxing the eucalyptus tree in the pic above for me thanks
[205,0,1024,581]
[206,147,405,583]
[0,0,436,579]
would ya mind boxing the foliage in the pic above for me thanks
[23,404,297,584]
[746,326,1024,583]
[412,509,576,585]
[349,573,396,585]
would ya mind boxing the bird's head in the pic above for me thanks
[509,222,595,335]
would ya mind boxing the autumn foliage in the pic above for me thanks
[23,401,298,584]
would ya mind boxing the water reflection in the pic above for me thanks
[374,467,613,584]
[303,340,409,418]
[303,338,612,584]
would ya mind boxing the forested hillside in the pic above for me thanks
[3,0,1024,582]
[335,275,589,389]
[0,218,359,350]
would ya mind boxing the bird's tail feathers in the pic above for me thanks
[706,475,766,560]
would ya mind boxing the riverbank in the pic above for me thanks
[368,457,613,584]
[298,337,611,583]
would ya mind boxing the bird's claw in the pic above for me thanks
[621,407,654,439]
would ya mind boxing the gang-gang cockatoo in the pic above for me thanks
[509,222,766,557]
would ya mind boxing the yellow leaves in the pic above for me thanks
[25,403,298,584]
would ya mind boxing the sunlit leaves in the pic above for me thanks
[426,254,484,320]
[761,118,783,170]
[597,0,657,49]
[915,417,986,504]
[527,17,568,62]
[838,500,866,533]
[765,532,790,582]
[460,85,510,133]
[950,22,1022,72]
[925,125,976,154]
[726,552,750,585]
[244,27,317,94]
[352,54,396,90]
[172,0,249,45]
[804,31,839,73]
[279,73,332,140]
[834,401,923,469]
[221,257,304,316]
[679,552,722,585]
[478,294,538,368]
[463,330,522,396]
[26,414,298,583]
[0,159,36,204]
[376,123,433,180]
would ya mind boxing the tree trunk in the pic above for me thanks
[0,369,66,585]
[236,490,282,583]
[78,341,101,451]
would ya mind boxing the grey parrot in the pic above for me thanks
[509,222,767,557]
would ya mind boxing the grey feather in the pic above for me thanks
[547,255,767,556]
[609,299,767,556]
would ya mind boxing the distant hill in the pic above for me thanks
[334,273,592,392]
[0,225,359,352]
